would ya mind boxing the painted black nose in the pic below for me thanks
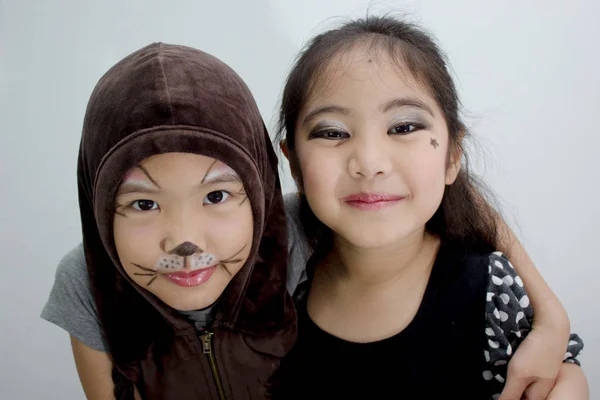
[168,241,200,257]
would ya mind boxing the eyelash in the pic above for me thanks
[309,123,424,140]
[115,189,240,213]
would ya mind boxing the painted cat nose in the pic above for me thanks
[167,241,201,257]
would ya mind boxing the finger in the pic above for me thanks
[522,380,554,400]
[498,377,531,400]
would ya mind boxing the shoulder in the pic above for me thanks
[54,242,89,285]
[282,192,311,296]
[283,192,302,227]
[41,243,108,352]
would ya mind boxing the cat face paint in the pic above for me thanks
[113,152,253,311]
[156,251,217,271]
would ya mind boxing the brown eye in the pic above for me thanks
[308,130,350,140]
[133,200,158,211]
[390,124,420,135]
[204,191,230,205]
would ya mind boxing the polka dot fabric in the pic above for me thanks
[483,252,584,399]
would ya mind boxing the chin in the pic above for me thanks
[162,295,217,312]
[337,223,421,250]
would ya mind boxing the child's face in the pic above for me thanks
[113,152,253,311]
[293,47,461,250]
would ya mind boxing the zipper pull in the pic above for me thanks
[200,331,213,354]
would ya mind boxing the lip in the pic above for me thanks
[164,266,217,287]
[342,192,405,211]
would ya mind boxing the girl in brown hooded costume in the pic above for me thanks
[77,42,296,399]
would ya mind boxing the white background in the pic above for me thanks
[1,0,598,398]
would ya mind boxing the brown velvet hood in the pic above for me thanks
[77,43,296,384]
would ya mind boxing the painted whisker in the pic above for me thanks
[221,244,248,264]
[132,263,156,273]
[132,262,159,287]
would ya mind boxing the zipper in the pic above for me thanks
[199,331,227,400]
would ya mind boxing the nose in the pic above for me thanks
[347,133,392,179]
[162,207,206,256]
[167,241,201,257]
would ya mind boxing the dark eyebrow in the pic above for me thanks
[302,106,351,126]
[302,97,434,127]
[380,97,435,117]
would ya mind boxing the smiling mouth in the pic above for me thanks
[342,192,405,211]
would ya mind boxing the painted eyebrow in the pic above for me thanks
[116,165,161,196]
[201,171,242,185]
[302,97,435,126]
[115,181,160,197]
[201,159,241,185]
[137,164,161,188]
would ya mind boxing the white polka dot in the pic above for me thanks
[493,251,502,257]
[516,311,524,323]
[486,327,495,336]
[494,360,507,366]
[503,275,514,286]
[492,394,501,400]
[494,260,504,270]
[484,350,490,362]
[495,374,505,383]
[488,339,500,349]
[515,276,523,287]
[514,331,522,338]
[499,311,509,322]
[569,340,578,346]
[499,293,511,305]
[507,261,515,270]
[493,308,500,319]
[492,275,503,286]
[519,295,530,308]
[488,265,491,274]
[498,327,504,334]
[487,292,495,301]
[565,352,573,359]
[506,344,512,356]
[483,371,494,380]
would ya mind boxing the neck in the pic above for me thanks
[327,229,440,288]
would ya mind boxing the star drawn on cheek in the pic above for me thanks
[430,138,439,149]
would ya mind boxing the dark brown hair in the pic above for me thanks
[276,15,499,259]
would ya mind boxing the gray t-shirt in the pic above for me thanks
[40,193,310,352]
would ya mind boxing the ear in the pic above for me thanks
[280,139,304,193]
[445,144,462,185]
[279,140,290,161]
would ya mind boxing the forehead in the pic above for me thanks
[122,153,238,182]
[304,45,439,112]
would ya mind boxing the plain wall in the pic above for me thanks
[1,0,597,398]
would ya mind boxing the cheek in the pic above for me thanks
[206,204,253,254]
[113,219,160,267]
[297,146,340,197]
[403,144,449,202]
